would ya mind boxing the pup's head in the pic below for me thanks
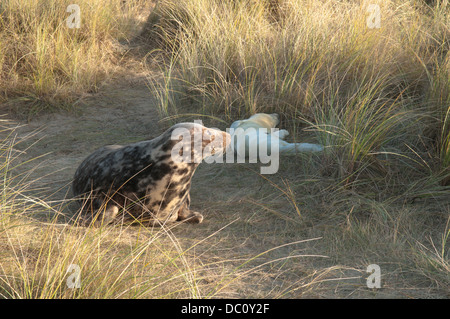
[230,113,279,130]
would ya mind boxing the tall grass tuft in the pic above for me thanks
[0,0,148,112]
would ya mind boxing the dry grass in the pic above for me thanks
[145,0,450,297]
[147,0,450,185]
[0,0,150,114]
[0,122,334,299]
[0,0,449,299]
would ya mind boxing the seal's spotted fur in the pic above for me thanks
[72,123,230,226]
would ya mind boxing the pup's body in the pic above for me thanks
[73,123,230,226]
[230,113,323,158]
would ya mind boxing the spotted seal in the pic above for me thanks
[72,122,230,226]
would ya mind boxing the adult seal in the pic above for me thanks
[72,122,230,226]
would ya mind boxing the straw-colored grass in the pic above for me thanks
[143,0,449,297]
[0,0,449,299]
[0,0,149,113]
[0,123,333,299]
[147,0,450,185]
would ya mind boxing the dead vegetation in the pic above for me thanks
[0,0,449,298]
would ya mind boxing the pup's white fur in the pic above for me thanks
[230,113,323,158]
